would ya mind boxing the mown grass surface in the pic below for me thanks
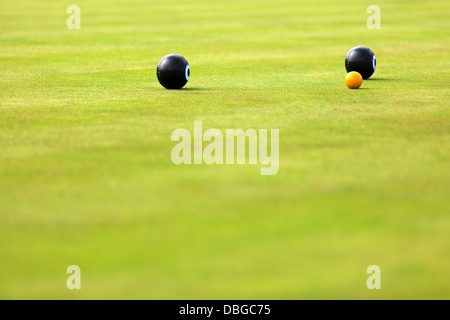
[0,0,449,299]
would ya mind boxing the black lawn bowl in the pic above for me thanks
[157,54,190,89]
[345,46,376,79]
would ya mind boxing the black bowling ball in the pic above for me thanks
[157,54,190,89]
[345,46,376,79]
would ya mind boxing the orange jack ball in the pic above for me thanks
[345,71,363,89]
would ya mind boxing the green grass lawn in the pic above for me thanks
[0,0,449,299]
